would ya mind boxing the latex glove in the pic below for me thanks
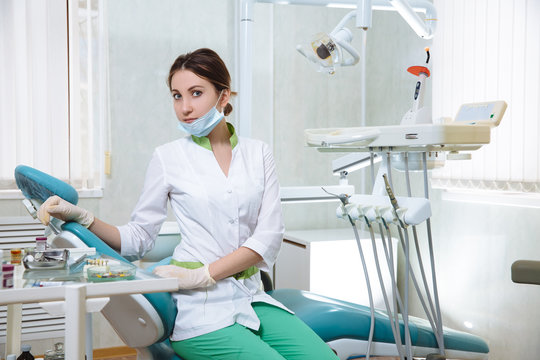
[37,195,95,228]
[153,264,216,290]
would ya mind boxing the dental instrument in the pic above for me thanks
[324,188,377,359]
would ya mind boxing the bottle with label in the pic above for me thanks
[10,248,22,265]
[35,237,48,252]
[2,264,14,289]
[17,344,34,360]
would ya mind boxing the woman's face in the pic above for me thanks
[170,70,227,124]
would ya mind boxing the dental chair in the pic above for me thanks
[15,165,490,360]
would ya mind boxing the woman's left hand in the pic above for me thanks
[153,265,216,290]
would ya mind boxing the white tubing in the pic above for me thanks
[384,225,405,356]
[396,226,414,360]
[351,221,375,359]
[422,151,445,355]
[368,223,405,359]
[384,157,413,359]
[403,152,444,352]
[371,149,405,358]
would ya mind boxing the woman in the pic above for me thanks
[38,48,339,360]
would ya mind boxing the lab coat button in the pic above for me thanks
[227,189,233,194]
[229,219,235,224]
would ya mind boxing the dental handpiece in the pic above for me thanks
[382,174,406,228]
[383,174,399,211]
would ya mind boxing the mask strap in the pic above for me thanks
[215,90,225,112]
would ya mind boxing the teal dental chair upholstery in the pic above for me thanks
[15,165,489,360]
[15,165,179,360]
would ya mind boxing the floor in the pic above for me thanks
[92,347,137,360]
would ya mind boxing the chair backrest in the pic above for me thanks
[14,165,177,347]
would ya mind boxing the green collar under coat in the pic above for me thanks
[191,122,238,151]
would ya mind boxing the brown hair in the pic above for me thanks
[168,48,235,116]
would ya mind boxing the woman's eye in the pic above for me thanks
[193,90,202,97]
[173,93,181,100]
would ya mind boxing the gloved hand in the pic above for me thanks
[153,264,216,290]
[37,195,95,228]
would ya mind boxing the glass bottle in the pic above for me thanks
[35,237,48,252]
[16,344,34,360]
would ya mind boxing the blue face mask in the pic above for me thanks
[177,91,225,137]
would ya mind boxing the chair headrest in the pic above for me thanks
[15,165,78,205]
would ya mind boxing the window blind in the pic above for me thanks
[0,0,70,190]
[430,0,540,193]
[0,0,107,195]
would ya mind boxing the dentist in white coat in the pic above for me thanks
[38,48,339,360]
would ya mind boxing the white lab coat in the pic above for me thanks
[117,134,288,341]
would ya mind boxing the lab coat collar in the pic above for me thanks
[191,122,238,151]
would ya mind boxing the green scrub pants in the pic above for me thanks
[171,302,340,360]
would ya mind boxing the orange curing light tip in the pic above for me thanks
[407,65,431,77]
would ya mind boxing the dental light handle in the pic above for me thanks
[329,28,360,67]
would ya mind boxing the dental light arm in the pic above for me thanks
[294,0,435,74]
[356,0,372,29]
[389,0,434,39]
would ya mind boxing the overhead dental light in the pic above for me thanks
[296,5,367,75]
[295,0,436,75]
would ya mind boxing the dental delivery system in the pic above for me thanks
[305,48,507,156]
[308,49,506,359]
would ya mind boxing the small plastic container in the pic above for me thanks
[2,263,14,288]
[17,344,34,360]
[10,248,22,264]
[86,263,136,282]
[7,354,17,360]
[35,237,48,252]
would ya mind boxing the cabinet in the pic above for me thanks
[274,228,398,309]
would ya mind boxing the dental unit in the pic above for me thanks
[279,17,504,353]
[301,42,506,358]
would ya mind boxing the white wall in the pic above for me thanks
[423,191,540,358]
[3,1,537,359]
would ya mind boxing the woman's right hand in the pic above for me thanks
[37,195,95,228]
